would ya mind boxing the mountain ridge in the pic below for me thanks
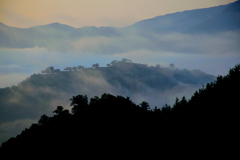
[1,64,239,156]
[0,1,239,51]
[187,0,240,33]
[0,2,233,30]
[0,60,216,144]
[128,3,230,33]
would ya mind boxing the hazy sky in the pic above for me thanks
[0,0,237,28]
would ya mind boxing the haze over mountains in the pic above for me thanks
[0,1,239,145]
[0,1,239,51]
[0,60,215,144]
[0,1,239,85]
[1,64,239,155]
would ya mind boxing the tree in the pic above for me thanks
[161,104,171,113]
[122,58,132,63]
[155,64,161,69]
[41,66,54,74]
[90,96,99,106]
[92,63,99,69]
[72,67,77,71]
[140,101,150,111]
[38,114,49,125]
[180,96,187,106]
[173,97,188,112]
[70,95,88,114]
[53,106,64,115]
[153,106,161,113]
[78,65,84,70]
[173,97,180,108]
[169,63,175,69]
[111,60,117,66]
[53,69,61,73]
[64,67,73,71]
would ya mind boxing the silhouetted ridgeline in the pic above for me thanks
[0,59,215,120]
[0,64,239,156]
[0,60,217,145]
[0,1,239,54]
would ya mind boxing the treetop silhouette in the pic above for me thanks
[1,64,239,156]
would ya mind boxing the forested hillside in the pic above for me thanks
[0,59,215,144]
[0,64,239,156]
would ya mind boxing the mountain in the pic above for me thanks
[0,64,239,156]
[0,1,239,51]
[0,60,216,144]
[127,3,230,33]
[187,0,240,33]
[0,21,123,50]
[31,22,76,31]
[0,22,76,49]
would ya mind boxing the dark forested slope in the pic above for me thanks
[0,64,239,156]
[0,60,215,122]
[0,60,215,144]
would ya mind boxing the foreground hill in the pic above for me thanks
[0,60,215,144]
[1,64,239,156]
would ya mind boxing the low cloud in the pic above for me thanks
[0,61,217,144]
[1,32,239,89]
[1,29,239,144]
[67,31,240,56]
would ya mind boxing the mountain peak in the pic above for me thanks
[47,22,67,27]
[187,0,240,33]
[30,22,76,31]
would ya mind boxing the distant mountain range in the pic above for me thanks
[0,0,239,50]
[187,0,240,33]
[127,2,230,33]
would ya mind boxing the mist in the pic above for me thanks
[1,30,239,88]
[0,59,218,144]
[1,1,240,145]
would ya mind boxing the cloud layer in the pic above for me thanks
[1,29,239,88]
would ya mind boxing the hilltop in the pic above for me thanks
[0,60,215,144]
[1,64,239,156]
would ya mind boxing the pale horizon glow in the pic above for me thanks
[0,0,237,28]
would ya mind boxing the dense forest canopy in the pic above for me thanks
[0,59,218,144]
[0,64,239,155]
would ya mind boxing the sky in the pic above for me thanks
[0,0,237,28]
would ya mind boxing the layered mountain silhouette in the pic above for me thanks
[0,64,239,156]
[187,0,240,33]
[0,60,215,144]
[127,3,230,33]
[0,0,239,148]
[0,1,239,50]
